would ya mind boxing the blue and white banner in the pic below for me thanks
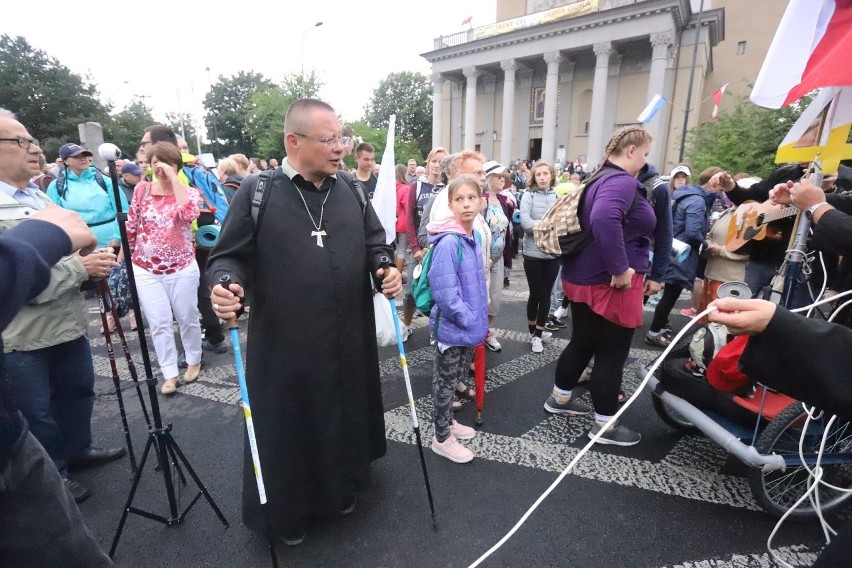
[637,94,667,124]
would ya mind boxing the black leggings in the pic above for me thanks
[554,302,635,416]
[523,257,561,328]
[650,283,684,333]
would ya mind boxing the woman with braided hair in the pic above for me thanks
[542,126,666,446]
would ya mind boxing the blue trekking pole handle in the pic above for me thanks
[219,276,278,566]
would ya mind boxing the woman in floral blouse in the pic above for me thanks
[126,142,202,394]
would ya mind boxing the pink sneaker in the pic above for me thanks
[431,435,474,463]
[451,420,476,441]
[679,307,697,317]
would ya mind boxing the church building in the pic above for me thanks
[422,0,786,172]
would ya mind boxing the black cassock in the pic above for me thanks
[207,168,392,534]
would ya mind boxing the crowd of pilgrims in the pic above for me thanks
[10,101,852,559]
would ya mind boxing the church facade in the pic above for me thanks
[422,0,786,173]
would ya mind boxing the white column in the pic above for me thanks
[556,61,575,161]
[499,59,516,166]
[587,41,613,167]
[541,51,562,163]
[463,67,479,150]
[646,32,674,166]
[450,79,464,152]
[481,74,496,158]
[431,73,443,150]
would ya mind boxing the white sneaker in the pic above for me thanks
[484,329,502,352]
[531,336,544,353]
[529,331,553,343]
[451,420,476,440]
[401,325,412,343]
[431,435,474,463]
[554,305,569,320]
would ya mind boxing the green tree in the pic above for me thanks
[345,121,422,170]
[687,94,814,179]
[249,70,324,160]
[0,34,110,154]
[203,71,274,156]
[164,111,200,153]
[363,71,432,159]
[102,98,156,160]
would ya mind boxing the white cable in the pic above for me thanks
[466,307,718,568]
[791,288,852,313]
[806,251,827,318]
[767,408,840,567]
[828,298,852,323]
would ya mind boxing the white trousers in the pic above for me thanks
[133,261,202,380]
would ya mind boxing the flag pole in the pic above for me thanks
[679,0,705,162]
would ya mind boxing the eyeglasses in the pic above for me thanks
[293,133,352,148]
[457,169,486,177]
[139,140,152,147]
[0,137,40,150]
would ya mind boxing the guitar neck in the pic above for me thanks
[759,206,799,224]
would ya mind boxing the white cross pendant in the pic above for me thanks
[311,230,327,247]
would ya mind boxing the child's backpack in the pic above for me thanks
[532,166,619,257]
[411,236,462,314]
[183,165,230,224]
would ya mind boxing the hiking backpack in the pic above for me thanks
[532,167,620,257]
[183,165,230,224]
[410,235,463,315]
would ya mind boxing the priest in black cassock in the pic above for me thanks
[207,98,401,546]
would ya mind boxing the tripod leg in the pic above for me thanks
[165,433,229,527]
[96,283,137,472]
[166,438,188,486]
[110,433,154,557]
[106,284,152,428]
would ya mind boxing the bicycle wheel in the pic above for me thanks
[747,402,852,518]
[652,392,698,433]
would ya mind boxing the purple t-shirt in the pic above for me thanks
[561,166,657,286]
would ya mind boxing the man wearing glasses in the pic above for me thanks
[0,111,125,505]
[207,98,401,546]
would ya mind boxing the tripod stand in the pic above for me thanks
[97,146,228,558]
[94,277,153,472]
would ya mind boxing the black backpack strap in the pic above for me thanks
[93,170,108,193]
[250,168,276,228]
[337,171,368,214]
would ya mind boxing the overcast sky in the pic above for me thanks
[2,0,496,130]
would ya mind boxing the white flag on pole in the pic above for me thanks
[371,115,397,246]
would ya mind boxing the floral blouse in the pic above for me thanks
[127,181,200,274]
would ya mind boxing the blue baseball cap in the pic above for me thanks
[59,143,93,160]
[121,163,143,176]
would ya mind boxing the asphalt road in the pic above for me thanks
[75,264,833,567]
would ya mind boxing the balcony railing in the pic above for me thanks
[431,0,643,51]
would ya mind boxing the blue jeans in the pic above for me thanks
[4,336,95,477]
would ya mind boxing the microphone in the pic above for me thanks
[98,143,122,162]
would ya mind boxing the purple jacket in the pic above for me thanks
[426,219,489,347]
[562,163,659,285]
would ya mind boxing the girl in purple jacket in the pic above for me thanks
[425,176,489,463]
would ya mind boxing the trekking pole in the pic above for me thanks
[95,279,137,472]
[387,295,438,530]
[218,276,279,567]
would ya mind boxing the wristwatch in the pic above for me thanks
[805,201,830,219]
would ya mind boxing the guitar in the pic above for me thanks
[725,200,799,254]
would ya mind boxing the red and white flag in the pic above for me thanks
[711,83,728,120]
[461,16,472,26]
[751,0,852,108]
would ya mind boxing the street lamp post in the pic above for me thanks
[205,67,221,157]
[300,21,323,96]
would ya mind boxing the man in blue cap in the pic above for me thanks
[119,162,144,202]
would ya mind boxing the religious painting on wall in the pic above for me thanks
[531,87,546,123]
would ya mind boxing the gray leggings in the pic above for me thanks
[432,345,475,442]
